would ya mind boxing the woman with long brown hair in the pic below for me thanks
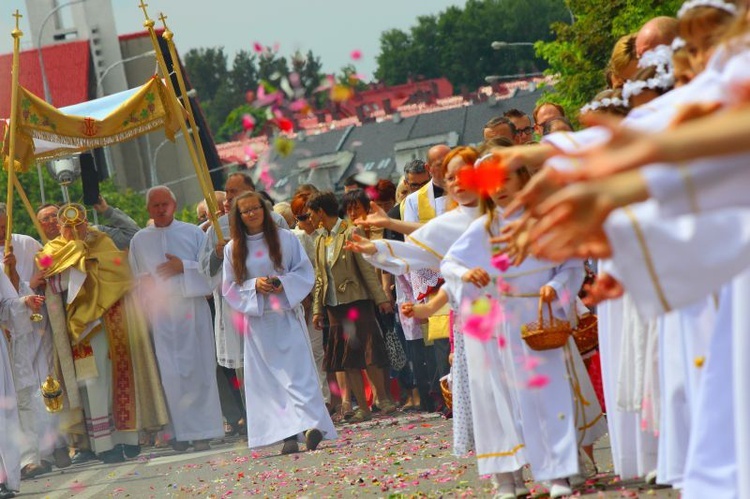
[222,191,335,455]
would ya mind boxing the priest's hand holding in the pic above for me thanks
[344,233,377,255]
[157,254,184,278]
[539,285,557,303]
[2,251,16,270]
[30,270,46,290]
[312,314,324,331]
[462,267,490,288]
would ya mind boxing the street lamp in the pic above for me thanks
[36,0,87,205]
[491,41,535,50]
[485,72,544,83]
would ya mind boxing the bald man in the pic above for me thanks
[636,16,679,57]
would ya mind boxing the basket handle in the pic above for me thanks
[537,297,554,325]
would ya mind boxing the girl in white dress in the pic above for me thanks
[441,166,607,499]
[346,146,482,460]
[223,192,336,455]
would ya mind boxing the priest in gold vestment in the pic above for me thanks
[36,204,168,462]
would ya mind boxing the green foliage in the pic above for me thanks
[374,0,570,90]
[185,47,329,141]
[536,0,683,117]
[216,104,270,143]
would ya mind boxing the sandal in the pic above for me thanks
[341,402,354,420]
[348,408,372,423]
[378,400,398,415]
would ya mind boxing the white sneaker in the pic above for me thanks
[549,479,573,498]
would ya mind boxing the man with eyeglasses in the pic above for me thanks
[504,108,534,145]
[34,196,139,251]
[533,101,566,137]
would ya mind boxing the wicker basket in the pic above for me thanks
[573,313,599,354]
[521,298,571,351]
[440,376,453,411]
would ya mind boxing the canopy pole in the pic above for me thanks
[138,1,225,243]
[5,11,23,275]
[12,176,48,244]
[159,14,223,235]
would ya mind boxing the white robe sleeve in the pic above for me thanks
[222,241,262,317]
[276,233,315,309]
[643,152,750,218]
[363,238,439,275]
[199,223,222,283]
[605,205,750,319]
[545,259,585,319]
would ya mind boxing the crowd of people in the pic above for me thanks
[0,0,749,497]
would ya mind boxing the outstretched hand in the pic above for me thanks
[344,232,377,255]
[354,201,392,230]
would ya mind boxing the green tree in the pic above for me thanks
[183,47,229,102]
[374,0,570,90]
[536,0,683,117]
[216,104,270,143]
[230,50,259,95]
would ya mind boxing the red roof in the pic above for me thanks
[0,40,90,118]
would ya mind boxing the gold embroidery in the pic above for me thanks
[383,240,410,274]
[406,235,444,261]
[476,444,525,459]
[624,207,672,313]
[578,412,604,432]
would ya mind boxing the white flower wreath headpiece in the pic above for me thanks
[580,97,629,114]
[677,0,738,19]
[623,45,676,100]
[671,37,687,51]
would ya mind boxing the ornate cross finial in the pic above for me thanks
[12,9,23,37]
[158,12,168,26]
[138,0,150,19]
[13,9,22,29]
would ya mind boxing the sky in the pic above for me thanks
[1,0,467,79]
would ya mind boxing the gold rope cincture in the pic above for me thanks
[158,12,224,243]
[138,1,224,243]
[500,290,593,446]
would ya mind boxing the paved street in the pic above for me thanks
[18,412,678,498]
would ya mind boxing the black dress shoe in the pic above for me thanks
[97,447,125,464]
[122,444,141,459]
[71,450,97,465]
[0,483,16,499]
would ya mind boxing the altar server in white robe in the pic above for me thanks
[0,208,62,475]
[349,146,482,458]
[441,202,606,498]
[222,191,335,455]
[437,169,535,498]
[129,186,223,450]
[0,270,39,497]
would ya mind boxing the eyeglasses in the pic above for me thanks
[39,216,58,224]
[516,126,534,135]
[239,206,263,216]
[408,179,429,190]
[296,213,311,222]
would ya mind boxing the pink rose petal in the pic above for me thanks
[350,49,362,61]
[527,374,550,389]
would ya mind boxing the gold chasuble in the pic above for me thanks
[37,229,144,431]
